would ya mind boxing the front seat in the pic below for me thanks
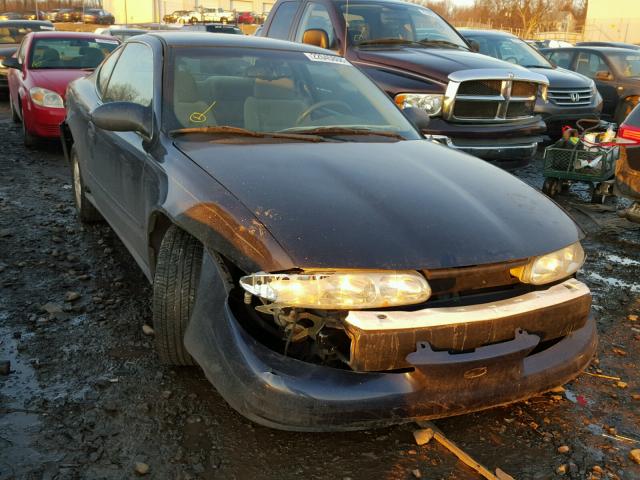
[172,70,217,128]
[244,78,307,132]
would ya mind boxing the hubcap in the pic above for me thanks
[73,159,82,208]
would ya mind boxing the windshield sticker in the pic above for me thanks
[190,100,217,123]
[304,53,350,65]
[95,38,119,45]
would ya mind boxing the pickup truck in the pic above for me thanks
[259,0,549,167]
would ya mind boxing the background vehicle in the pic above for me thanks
[577,41,640,51]
[201,7,235,23]
[237,11,256,24]
[54,9,82,23]
[5,31,118,146]
[462,30,602,137]
[83,9,115,25]
[543,46,640,123]
[94,27,147,41]
[181,23,242,34]
[175,10,201,24]
[62,32,594,431]
[163,10,190,23]
[260,0,549,167]
[0,20,55,94]
[0,12,24,21]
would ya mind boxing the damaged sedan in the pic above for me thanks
[61,32,596,431]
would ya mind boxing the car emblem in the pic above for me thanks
[570,92,580,102]
[508,72,514,79]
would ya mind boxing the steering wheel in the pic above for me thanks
[295,100,353,125]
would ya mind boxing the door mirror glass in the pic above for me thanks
[91,102,151,139]
[1,57,20,69]
[402,107,430,131]
[595,70,613,81]
[302,28,330,49]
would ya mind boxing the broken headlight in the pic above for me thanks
[511,242,585,285]
[240,270,431,309]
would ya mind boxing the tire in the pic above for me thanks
[21,104,37,148]
[542,178,560,197]
[71,147,103,223]
[152,226,204,366]
[9,96,19,123]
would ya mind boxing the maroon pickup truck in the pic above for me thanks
[259,0,549,167]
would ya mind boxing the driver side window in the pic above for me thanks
[103,43,153,106]
[296,2,336,49]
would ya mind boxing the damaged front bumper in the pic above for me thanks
[185,254,596,431]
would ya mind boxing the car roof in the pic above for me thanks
[544,46,640,54]
[0,20,53,27]
[29,31,120,40]
[459,29,516,38]
[143,31,336,53]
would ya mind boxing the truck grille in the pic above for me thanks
[547,87,593,106]
[447,78,541,123]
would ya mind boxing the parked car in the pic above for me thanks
[61,32,595,431]
[175,10,202,24]
[94,27,147,41]
[5,31,119,146]
[0,20,55,94]
[615,104,640,222]
[542,46,640,123]
[42,9,61,22]
[201,7,235,23]
[577,41,640,51]
[181,23,242,34]
[54,9,83,23]
[259,0,549,167]
[461,30,602,137]
[237,11,256,24]
[83,9,115,25]
[0,12,24,21]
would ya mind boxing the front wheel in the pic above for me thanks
[21,104,37,148]
[152,226,204,366]
[9,96,19,123]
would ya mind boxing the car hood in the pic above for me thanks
[29,69,91,97]
[351,47,528,83]
[529,66,593,88]
[176,139,582,270]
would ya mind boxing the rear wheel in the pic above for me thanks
[71,147,103,223]
[152,226,204,366]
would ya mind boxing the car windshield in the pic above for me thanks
[0,24,54,44]
[335,1,468,50]
[465,33,552,68]
[29,37,118,69]
[608,52,640,78]
[164,47,421,141]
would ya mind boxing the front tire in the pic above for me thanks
[152,226,203,366]
[21,104,37,148]
[9,96,19,123]
[71,147,102,223]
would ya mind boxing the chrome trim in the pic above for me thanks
[448,68,549,84]
[427,135,539,152]
[345,279,589,331]
[547,88,593,107]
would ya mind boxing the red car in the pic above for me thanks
[4,31,119,147]
[236,11,255,24]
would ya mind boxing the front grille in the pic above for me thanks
[449,78,539,122]
[547,87,593,106]
[458,80,502,96]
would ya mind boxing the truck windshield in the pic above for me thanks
[336,1,468,50]
[164,47,421,140]
[464,33,552,68]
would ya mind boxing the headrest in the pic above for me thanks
[208,76,254,99]
[254,78,295,99]
[174,70,199,103]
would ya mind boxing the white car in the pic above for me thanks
[201,7,235,23]
[176,10,201,24]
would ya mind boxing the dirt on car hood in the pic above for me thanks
[176,138,582,270]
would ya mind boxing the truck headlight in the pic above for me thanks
[395,93,443,117]
[30,87,64,108]
[511,242,585,285]
[240,270,431,309]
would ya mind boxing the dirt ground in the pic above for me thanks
[0,98,639,480]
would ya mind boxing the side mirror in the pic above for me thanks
[402,107,430,131]
[302,29,330,49]
[91,102,151,139]
[2,57,21,69]
[468,39,480,53]
[595,70,613,81]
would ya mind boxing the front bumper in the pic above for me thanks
[536,98,603,138]
[25,102,66,138]
[185,254,596,431]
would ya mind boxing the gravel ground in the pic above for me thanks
[1,99,640,480]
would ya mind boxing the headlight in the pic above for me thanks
[240,270,431,309]
[395,93,444,117]
[29,87,64,108]
[510,242,585,285]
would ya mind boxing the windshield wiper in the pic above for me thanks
[356,38,426,47]
[521,64,553,69]
[417,39,469,50]
[280,126,406,140]
[170,126,328,142]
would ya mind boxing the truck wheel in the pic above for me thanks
[71,147,103,223]
[152,225,203,366]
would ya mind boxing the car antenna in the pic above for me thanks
[343,0,349,56]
